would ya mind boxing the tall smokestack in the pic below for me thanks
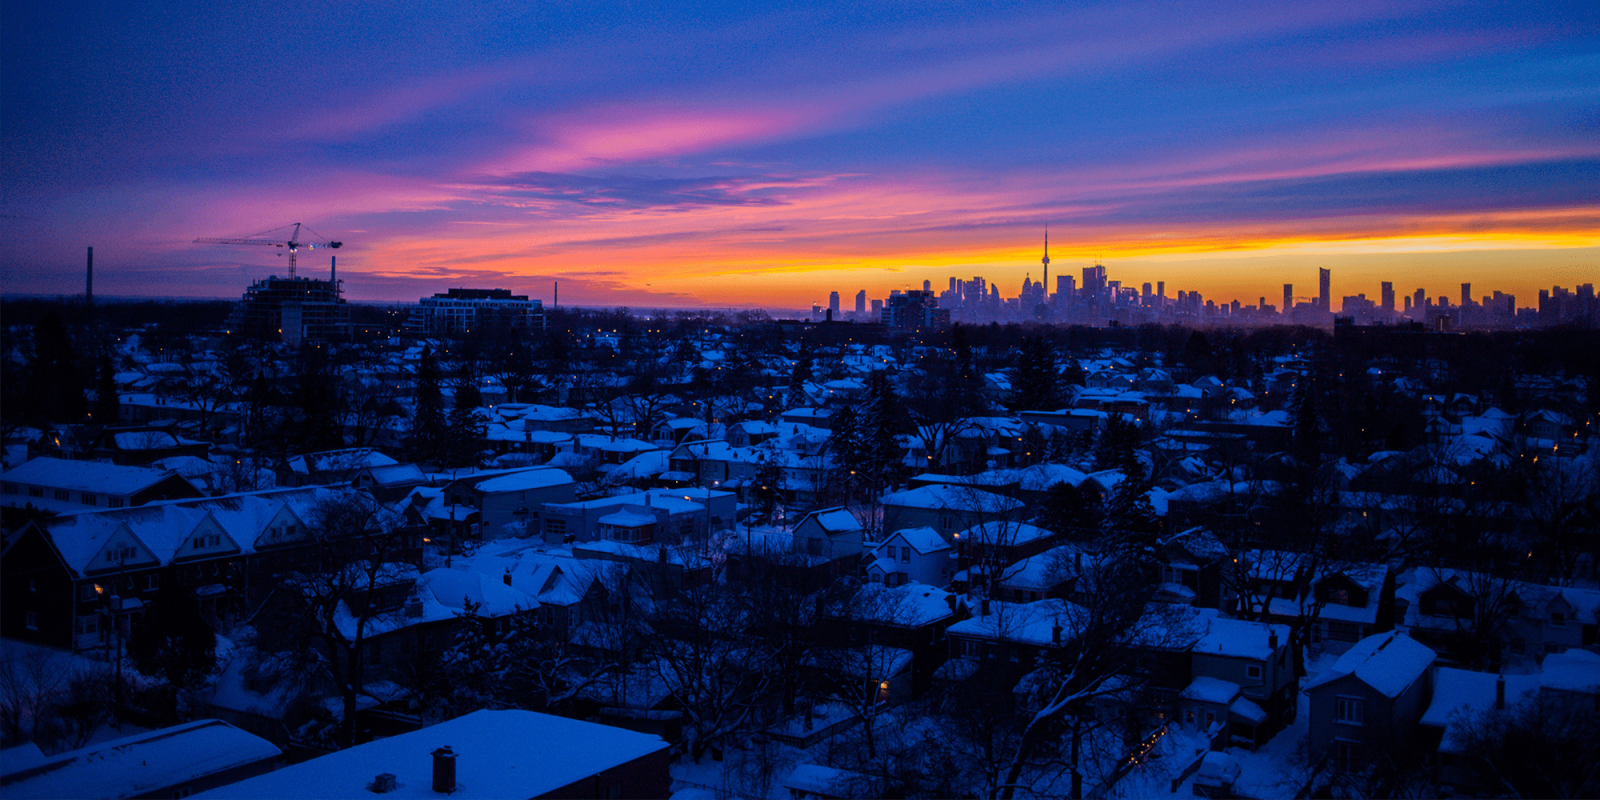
[86,247,94,304]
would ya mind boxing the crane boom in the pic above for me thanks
[193,222,342,278]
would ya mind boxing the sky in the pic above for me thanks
[3,0,1597,309]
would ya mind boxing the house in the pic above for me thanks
[0,487,417,653]
[351,463,428,503]
[1255,559,1393,657]
[1188,617,1296,745]
[946,598,1082,668]
[464,468,577,540]
[728,420,779,447]
[1,456,203,513]
[1419,668,1541,789]
[1396,569,1600,668]
[279,448,398,487]
[866,527,951,587]
[0,719,280,800]
[879,484,1024,542]
[90,426,213,466]
[539,488,735,545]
[954,521,1059,568]
[195,709,671,800]
[790,506,868,568]
[1156,529,1231,609]
[830,582,967,697]
[1304,631,1436,770]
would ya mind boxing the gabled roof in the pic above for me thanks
[882,526,948,554]
[1304,631,1435,698]
[798,507,862,535]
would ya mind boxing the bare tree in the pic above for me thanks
[259,494,413,748]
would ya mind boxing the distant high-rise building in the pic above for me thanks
[1414,288,1426,313]
[1157,281,1165,302]
[829,291,841,316]
[1319,268,1331,310]
[1057,275,1075,298]
[949,277,958,294]
[855,290,866,314]
[871,298,883,315]
[1283,284,1293,312]
[1461,283,1472,307]
[923,279,932,293]
[1404,295,1412,312]
[1380,282,1395,313]
[405,288,544,337]
[1141,283,1152,305]
[1083,264,1106,299]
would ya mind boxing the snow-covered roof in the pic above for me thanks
[3,719,279,800]
[883,526,949,554]
[1193,617,1289,661]
[848,583,961,627]
[472,468,574,494]
[420,568,538,616]
[1540,649,1600,694]
[880,483,1023,512]
[287,448,397,475]
[783,764,882,798]
[948,599,1084,647]
[1,456,187,497]
[806,508,862,534]
[1181,676,1241,705]
[1303,631,1435,698]
[956,521,1053,547]
[598,510,657,528]
[1420,668,1540,749]
[197,709,668,800]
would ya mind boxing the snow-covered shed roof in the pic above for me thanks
[1181,676,1242,705]
[420,568,538,616]
[799,507,862,535]
[1304,631,1435,698]
[196,709,668,800]
[2,719,279,800]
[1540,649,1600,694]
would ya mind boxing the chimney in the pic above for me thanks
[1269,630,1279,651]
[431,746,457,793]
[1495,675,1506,709]
[657,545,668,563]
[86,247,93,304]
[503,567,512,587]
[372,773,397,793]
[980,598,990,616]
[405,596,423,618]
[945,594,957,612]
[1052,623,1062,645]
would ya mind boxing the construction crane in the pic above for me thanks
[194,222,341,279]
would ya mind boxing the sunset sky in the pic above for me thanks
[3,0,1597,309]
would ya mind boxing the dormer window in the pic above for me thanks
[1551,611,1566,626]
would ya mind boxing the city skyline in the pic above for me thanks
[3,1,1598,307]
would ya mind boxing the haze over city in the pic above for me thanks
[3,0,1597,308]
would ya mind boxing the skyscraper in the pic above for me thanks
[1381,282,1394,313]
[1057,275,1075,298]
[1283,284,1293,313]
[829,291,840,316]
[855,290,866,314]
[1461,283,1472,307]
[1319,268,1331,311]
[1414,288,1426,313]
[1083,264,1106,300]
[923,279,932,292]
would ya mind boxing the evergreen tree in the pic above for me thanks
[408,346,446,464]
[445,360,486,469]
[858,371,907,492]
[1289,376,1324,466]
[749,452,784,525]
[1011,335,1061,411]
[787,342,814,408]
[825,404,866,503]
[1037,481,1103,541]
